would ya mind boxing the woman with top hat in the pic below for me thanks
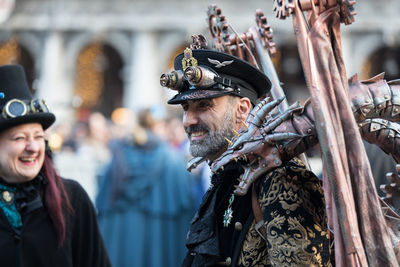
[0,64,111,267]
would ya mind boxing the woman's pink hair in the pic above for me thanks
[41,153,73,245]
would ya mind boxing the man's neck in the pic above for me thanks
[207,147,228,164]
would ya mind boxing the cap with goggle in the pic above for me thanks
[0,64,56,132]
[2,98,50,119]
[160,48,271,105]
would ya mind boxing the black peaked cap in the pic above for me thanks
[167,49,271,105]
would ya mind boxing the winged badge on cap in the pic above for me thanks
[208,58,234,68]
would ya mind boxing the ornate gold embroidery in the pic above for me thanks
[266,213,323,266]
[237,160,330,266]
[238,221,270,266]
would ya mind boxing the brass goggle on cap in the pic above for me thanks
[2,98,50,119]
[160,48,271,105]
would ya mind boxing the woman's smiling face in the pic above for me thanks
[0,123,45,184]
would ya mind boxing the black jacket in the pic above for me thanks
[182,159,330,266]
[0,177,111,267]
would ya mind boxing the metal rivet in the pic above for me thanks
[235,222,243,231]
[2,191,13,203]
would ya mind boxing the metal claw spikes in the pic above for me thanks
[190,34,208,50]
[339,0,357,25]
[273,0,357,25]
[273,0,295,20]
[262,101,301,134]
[255,9,276,55]
[207,5,229,51]
[247,96,283,126]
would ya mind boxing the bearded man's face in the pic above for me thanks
[182,96,237,159]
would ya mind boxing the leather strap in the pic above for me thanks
[251,184,266,240]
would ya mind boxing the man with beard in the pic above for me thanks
[160,48,331,266]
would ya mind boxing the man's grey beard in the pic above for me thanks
[187,109,236,159]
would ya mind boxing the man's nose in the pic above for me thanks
[183,110,199,129]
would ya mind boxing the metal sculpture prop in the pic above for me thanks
[208,1,400,266]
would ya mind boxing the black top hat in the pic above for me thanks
[163,49,271,106]
[0,64,55,133]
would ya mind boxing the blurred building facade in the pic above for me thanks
[0,0,398,123]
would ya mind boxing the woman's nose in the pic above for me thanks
[25,139,42,152]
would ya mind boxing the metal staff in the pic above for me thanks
[275,0,398,265]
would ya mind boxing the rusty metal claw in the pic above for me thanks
[263,101,301,133]
[248,97,284,126]
[265,132,302,143]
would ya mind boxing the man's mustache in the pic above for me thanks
[185,123,210,136]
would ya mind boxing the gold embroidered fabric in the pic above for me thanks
[237,159,331,266]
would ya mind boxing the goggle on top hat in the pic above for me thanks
[160,47,271,106]
[0,64,55,133]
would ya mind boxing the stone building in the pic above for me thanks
[0,0,398,124]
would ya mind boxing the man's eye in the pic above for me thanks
[198,101,211,109]
[182,104,188,111]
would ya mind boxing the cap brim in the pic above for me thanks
[0,113,56,133]
[167,89,233,105]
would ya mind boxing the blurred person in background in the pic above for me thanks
[96,107,196,267]
[0,64,110,267]
[76,112,111,166]
[53,112,112,202]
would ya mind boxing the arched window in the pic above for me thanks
[0,38,35,93]
[74,42,124,119]
[362,46,400,81]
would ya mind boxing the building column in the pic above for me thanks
[37,31,74,124]
[124,31,163,111]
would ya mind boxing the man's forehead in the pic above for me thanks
[180,96,227,107]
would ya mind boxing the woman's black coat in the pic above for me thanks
[0,178,111,267]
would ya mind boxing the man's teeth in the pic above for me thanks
[191,131,206,137]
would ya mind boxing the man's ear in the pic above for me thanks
[235,97,252,124]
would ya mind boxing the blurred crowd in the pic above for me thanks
[47,107,206,202]
[45,106,209,267]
